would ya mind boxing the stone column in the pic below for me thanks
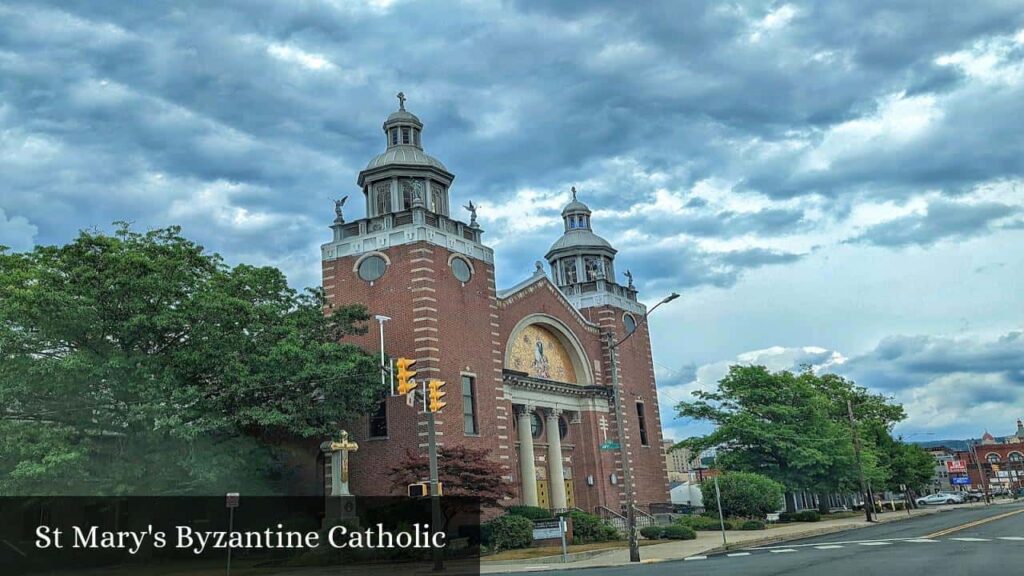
[547,408,568,511]
[516,405,539,507]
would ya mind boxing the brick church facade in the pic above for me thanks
[320,97,671,513]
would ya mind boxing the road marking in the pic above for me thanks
[684,555,707,561]
[815,545,844,549]
[727,552,750,557]
[906,539,939,543]
[771,549,797,553]
[926,507,1024,538]
[998,536,1024,541]
[858,542,891,546]
[949,537,991,542]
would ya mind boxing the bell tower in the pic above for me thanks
[357,92,454,218]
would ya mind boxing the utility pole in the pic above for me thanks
[847,399,874,522]
[607,334,640,563]
[969,441,991,505]
[604,292,679,564]
[711,450,727,547]
[420,379,444,571]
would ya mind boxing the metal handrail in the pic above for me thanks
[595,505,626,520]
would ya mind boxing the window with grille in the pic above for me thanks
[462,375,477,434]
[636,402,649,446]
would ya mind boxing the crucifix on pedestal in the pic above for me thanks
[325,430,359,496]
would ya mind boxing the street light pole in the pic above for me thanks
[374,315,392,394]
[607,292,679,564]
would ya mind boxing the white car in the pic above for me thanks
[916,493,959,505]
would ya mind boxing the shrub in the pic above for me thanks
[794,510,821,522]
[662,525,697,540]
[676,515,731,531]
[699,472,785,519]
[778,511,795,523]
[562,510,620,544]
[739,520,766,530]
[639,526,664,540]
[507,506,554,520]
[486,515,534,552]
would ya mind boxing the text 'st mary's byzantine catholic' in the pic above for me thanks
[320,96,671,512]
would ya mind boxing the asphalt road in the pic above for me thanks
[540,502,1024,576]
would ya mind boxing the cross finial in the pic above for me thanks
[397,91,406,111]
[571,186,577,201]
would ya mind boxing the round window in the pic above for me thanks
[530,412,543,439]
[451,257,472,283]
[623,313,637,334]
[357,255,387,282]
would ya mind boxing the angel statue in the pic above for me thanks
[333,196,348,223]
[625,269,634,288]
[464,201,478,227]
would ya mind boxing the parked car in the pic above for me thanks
[964,491,985,502]
[916,493,959,505]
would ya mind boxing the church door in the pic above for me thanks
[537,480,549,510]
[564,479,576,509]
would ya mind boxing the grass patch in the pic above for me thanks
[482,540,661,562]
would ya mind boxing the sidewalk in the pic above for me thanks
[480,501,1009,573]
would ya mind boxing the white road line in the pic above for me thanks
[907,539,940,543]
[858,542,891,546]
[727,552,751,557]
[998,537,1024,541]
[771,549,797,553]
[815,545,844,550]
[949,537,990,542]
[684,556,707,561]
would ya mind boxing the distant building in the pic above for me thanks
[954,419,1024,492]
[662,439,697,483]
[926,446,955,493]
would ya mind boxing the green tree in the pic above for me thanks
[699,472,784,519]
[0,224,384,495]
[677,365,906,510]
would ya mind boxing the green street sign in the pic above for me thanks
[600,441,621,451]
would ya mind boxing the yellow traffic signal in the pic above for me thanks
[428,379,447,413]
[396,358,417,396]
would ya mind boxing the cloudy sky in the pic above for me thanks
[2,0,1023,443]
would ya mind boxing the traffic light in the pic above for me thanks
[407,482,443,497]
[428,379,447,413]
[396,358,417,396]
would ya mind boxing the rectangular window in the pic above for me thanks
[369,400,387,438]
[402,127,410,144]
[462,375,477,434]
[636,402,649,446]
[391,128,398,145]
[561,259,578,284]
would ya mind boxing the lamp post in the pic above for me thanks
[374,315,392,393]
[608,292,679,563]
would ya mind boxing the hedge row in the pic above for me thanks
[640,525,697,540]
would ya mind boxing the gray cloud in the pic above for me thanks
[850,199,1018,247]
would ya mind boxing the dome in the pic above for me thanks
[561,199,591,216]
[547,230,614,254]
[365,145,447,171]
[385,109,422,127]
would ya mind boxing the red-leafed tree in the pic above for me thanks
[389,445,514,521]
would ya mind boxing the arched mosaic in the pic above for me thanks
[507,324,579,384]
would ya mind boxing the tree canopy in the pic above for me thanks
[0,224,384,495]
[676,365,932,506]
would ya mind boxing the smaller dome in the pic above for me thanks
[385,109,422,127]
[365,146,447,171]
[548,230,614,253]
[562,199,591,216]
[982,431,995,441]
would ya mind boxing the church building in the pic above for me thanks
[320,96,672,513]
